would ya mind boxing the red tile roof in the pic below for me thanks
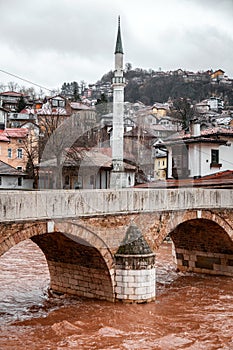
[0,91,25,97]
[168,127,233,141]
[0,128,28,141]
[135,170,233,189]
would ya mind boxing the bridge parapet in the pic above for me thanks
[0,188,233,223]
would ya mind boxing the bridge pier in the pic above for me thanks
[115,223,156,303]
[171,218,233,276]
[174,247,233,276]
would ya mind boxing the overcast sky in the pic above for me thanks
[0,0,232,92]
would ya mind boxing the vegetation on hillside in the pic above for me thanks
[99,66,233,105]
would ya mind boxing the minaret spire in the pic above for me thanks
[115,16,123,54]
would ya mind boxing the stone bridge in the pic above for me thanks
[1,188,233,303]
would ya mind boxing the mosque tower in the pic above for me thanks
[110,16,128,188]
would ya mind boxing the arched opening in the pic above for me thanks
[32,231,114,301]
[0,220,114,302]
[169,218,233,275]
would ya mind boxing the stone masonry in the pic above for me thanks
[115,223,156,302]
[1,189,233,302]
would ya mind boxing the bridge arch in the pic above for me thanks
[166,210,233,240]
[165,210,233,276]
[0,220,115,301]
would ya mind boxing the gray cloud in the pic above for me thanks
[0,0,232,89]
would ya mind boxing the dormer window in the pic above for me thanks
[52,99,65,107]
[52,99,58,107]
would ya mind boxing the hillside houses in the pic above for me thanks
[0,65,233,189]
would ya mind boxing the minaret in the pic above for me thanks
[110,16,127,188]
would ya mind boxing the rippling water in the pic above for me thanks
[0,240,233,349]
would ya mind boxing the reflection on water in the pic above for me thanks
[0,240,233,349]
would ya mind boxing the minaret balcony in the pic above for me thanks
[112,77,126,85]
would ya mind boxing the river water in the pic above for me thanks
[0,240,232,349]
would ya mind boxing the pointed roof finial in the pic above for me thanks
[115,15,123,54]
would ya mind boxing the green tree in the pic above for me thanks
[125,62,132,72]
[172,98,194,131]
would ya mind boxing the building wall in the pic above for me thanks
[154,156,167,179]
[0,175,33,189]
[0,139,28,171]
[0,109,6,128]
[189,142,233,178]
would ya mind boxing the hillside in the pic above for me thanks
[98,68,233,105]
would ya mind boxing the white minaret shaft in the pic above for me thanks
[112,16,125,172]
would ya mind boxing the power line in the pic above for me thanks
[0,68,53,92]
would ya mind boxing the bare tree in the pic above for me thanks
[0,83,6,93]
[21,127,40,188]
[7,81,19,91]
[38,110,97,189]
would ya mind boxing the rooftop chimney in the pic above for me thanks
[190,119,201,137]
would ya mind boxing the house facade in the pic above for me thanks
[0,91,30,112]
[0,128,29,171]
[38,148,135,189]
[157,124,233,179]
[0,160,33,189]
[153,149,167,180]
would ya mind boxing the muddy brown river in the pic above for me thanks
[0,240,232,349]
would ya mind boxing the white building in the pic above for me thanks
[157,123,233,179]
[0,160,33,189]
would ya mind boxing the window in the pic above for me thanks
[0,177,2,186]
[211,149,219,165]
[8,148,12,158]
[17,148,23,159]
[18,177,22,186]
[52,99,65,107]
[17,166,22,171]
[52,99,58,107]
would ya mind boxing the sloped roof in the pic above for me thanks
[39,147,135,170]
[0,91,23,97]
[0,128,29,142]
[163,126,233,143]
[70,102,93,110]
[0,160,26,176]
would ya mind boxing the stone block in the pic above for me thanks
[116,294,127,300]
[115,275,122,282]
[146,285,155,294]
[115,286,122,294]
[135,287,147,295]
[122,275,134,283]
[123,287,135,295]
